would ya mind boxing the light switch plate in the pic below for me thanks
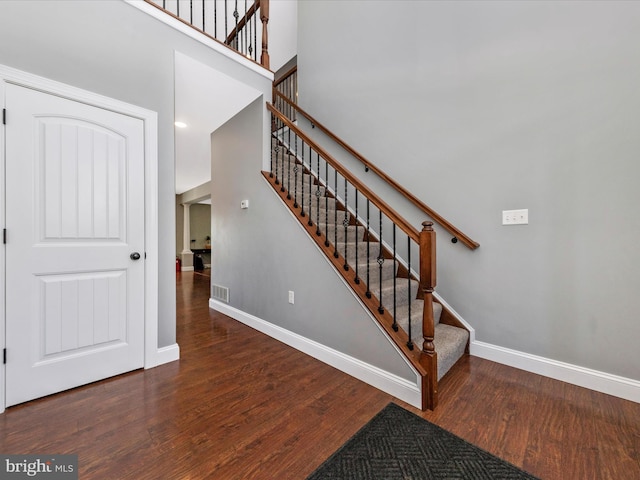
[502,209,528,225]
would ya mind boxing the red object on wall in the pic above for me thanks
[176,257,181,272]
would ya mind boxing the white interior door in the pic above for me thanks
[4,84,145,407]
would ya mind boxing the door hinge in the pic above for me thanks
[2,108,5,125]
[3,348,6,365]
[3,229,6,244]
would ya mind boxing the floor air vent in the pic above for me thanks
[212,284,229,303]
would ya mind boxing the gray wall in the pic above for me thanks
[0,0,270,348]
[175,201,211,254]
[176,182,212,255]
[210,98,415,381]
[297,1,640,380]
[190,204,212,251]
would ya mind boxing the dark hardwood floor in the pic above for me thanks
[1,271,638,479]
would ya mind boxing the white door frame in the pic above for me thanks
[0,64,170,414]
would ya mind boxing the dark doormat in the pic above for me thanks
[307,403,539,480]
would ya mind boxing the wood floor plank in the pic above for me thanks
[521,376,566,478]
[0,271,638,480]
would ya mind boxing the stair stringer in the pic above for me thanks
[262,170,430,402]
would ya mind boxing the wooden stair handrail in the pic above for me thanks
[225,0,261,45]
[273,90,480,250]
[268,102,420,243]
[274,65,297,89]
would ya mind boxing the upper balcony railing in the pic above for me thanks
[145,0,269,69]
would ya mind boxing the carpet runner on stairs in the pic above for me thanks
[270,138,469,382]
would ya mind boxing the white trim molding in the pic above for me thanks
[209,299,422,409]
[152,344,181,366]
[471,340,640,404]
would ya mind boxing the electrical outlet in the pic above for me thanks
[240,199,249,209]
[502,209,528,225]
[288,290,295,304]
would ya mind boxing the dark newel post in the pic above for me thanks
[260,0,270,69]
[419,221,438,410]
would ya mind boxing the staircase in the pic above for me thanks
[263,106,470,410]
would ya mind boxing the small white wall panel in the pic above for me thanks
[43,280,62,355]
[39,118,126,241]
[77,126,94,238]
[60,124,79,238]
[39,272,127,358]
[77,279,95,348]
[43,122,62,239]
[60,280,80,352]
[107,135,122,239]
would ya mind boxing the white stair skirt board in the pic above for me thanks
[209,299,422,409]
[471,341,640,404]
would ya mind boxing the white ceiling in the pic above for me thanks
[174,51,263,195]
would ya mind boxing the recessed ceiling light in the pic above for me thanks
[174,121,188,128]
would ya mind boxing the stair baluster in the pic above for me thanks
[354,190,360,285]
[343,178,349,271]
[299,139,306,216]
[307,143,313,227]
[292,130,299,208]
[324,159,330,247]
[377,209,384,314]
[286,124,292,199]
[392,225,398,331]
[315,153,322,236]
[333,169,339,258]
[365,200,372,299]
[406,236,413,350]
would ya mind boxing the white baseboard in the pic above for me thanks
[209,299,422,408]
[471,340,640,404]
[181,266,194,272]
[146,343,180,369]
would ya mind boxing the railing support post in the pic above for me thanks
[419,221,438,410]
[260,0,270,69]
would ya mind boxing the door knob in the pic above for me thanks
[130,252,141,260]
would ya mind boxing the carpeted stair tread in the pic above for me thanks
[304,203,342,219]
[352,258,397,285]
[369,277,420,310]
[335,241,383,266]
[320,224,366,244]
[393,299,443,333]
[433,324,469,380]
[392,299,438,335]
